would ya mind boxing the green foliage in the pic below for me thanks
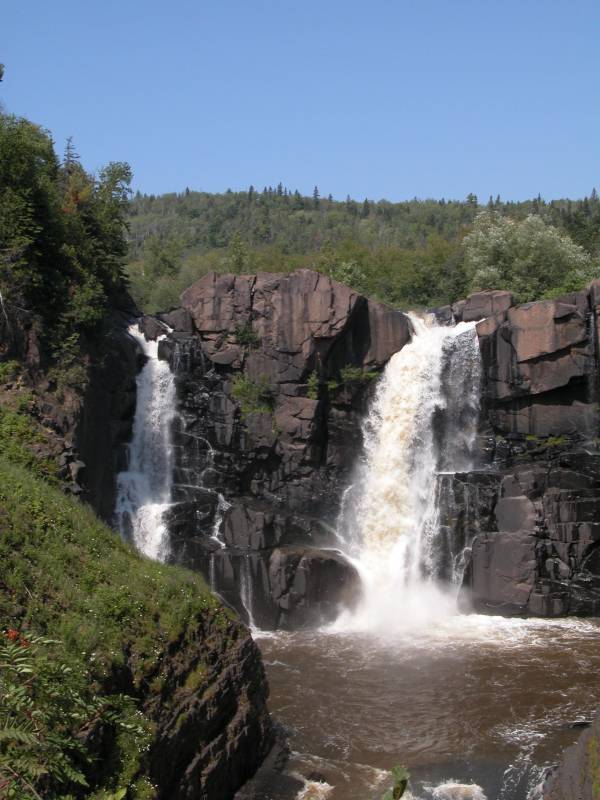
[0,404,58,482]
[464,211,596,302]
[48,334,89,395]
[546,435,567,447]
[0,361,20,384]
[0,631,150,799]
[0,111,131,348]
[231,374,275,418]
[125,187,600,312]
[0,457,234,795]
[233,322,260,348]
[381,766,410,800]
[306,371,319,400]
[228,232,248,274]
[339,365,379,384]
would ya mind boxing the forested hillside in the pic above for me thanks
[126,186,600,312]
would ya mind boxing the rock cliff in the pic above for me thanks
[115,270,600,626]
[155,269,409,628]
[437,285,600,616]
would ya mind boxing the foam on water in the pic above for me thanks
[334,314,481,632]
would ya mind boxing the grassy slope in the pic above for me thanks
[0,458,233,687]
[0,456,243,797]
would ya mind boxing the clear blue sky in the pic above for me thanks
[2,0,599,201]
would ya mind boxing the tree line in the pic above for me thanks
[126,186,600,312]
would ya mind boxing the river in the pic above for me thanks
[257,615,600,800]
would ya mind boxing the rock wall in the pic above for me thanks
[435,285,600,616]
[153,269,409,628]
[108,272,600,624]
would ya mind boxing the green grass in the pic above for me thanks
[0,458,224,689]
[0,457,239,796]
[0,404,59,483]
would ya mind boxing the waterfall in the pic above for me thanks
[335,313,481,631]
[240,556,257,629]
[115,324,176,562]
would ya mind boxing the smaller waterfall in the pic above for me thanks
[115,324,176,562]
[211,493,231,547]
[240,556,257,629]
[335,313,481,632]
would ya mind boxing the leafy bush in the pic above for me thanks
[306,371,319,400]
[464,211,596,302]
[231,374,275,418]
[0,361,20,384]
[339,365,379,384]
[233,322,260,349]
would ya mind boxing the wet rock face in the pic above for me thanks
[158,269,410,629]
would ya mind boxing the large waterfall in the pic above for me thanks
[115,324,176,562]
[336,313,481,631]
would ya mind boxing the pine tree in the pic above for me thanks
[313,185,320,209]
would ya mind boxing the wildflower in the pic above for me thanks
[6,628,20,641]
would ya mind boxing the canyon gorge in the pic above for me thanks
[17,269,600,799]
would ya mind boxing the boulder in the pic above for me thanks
[543,713,600,800]
[268,546,362,628]
[461,290,513,322]
[138,314,169,341]
[466,530,538,614]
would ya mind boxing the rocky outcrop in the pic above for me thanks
[433,284,600,617]
[145,611,273,800]
[153,269,411,628]
[542,714,600,799]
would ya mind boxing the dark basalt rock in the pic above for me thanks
[542,712,600,799]
[76,313,141,520]
[138,314,170,341]
[154,269,412,628]
[268,545,362,629]
[458,457,600,617]
[429,284,600,618]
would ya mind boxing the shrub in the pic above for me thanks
[306,371,319,400]
[233,322,260,349]
[231,374,275,418]
[464,211,596,302]
[0,360,20,384]
[339,365,379,384]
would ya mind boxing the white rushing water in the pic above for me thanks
[335,313,481,632]
[115,324,176,562]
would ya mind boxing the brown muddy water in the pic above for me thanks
[256,615,600,800]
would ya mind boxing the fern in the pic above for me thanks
[0,630,150,798]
